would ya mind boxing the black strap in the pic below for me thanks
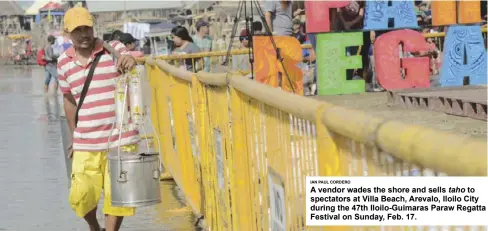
[74,51,104,127]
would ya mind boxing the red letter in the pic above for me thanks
[305,1,350,33]
[374,30,431,90]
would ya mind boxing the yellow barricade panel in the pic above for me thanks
[144,38,487,231]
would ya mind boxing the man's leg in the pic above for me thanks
[44,67,51,93]
[84,207,102,231]
[48,65,59,94]
[102,145,136,231]
[69,151,105,231]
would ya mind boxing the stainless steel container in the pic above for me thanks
[59,116,73,188]
[108,149,161,207]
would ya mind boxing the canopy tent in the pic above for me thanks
[35,11,64,23]
[24,0,62,15]
[39,2,63,12]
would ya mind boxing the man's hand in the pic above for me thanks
[67,142,74,159]
[116,55,136,73]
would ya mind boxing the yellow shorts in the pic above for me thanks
[69,145,137,218]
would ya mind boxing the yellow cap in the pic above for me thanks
[64,7,93,32]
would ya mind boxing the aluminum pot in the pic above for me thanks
[108,149,161,207]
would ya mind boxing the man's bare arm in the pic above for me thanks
[63,93,77,134]
[265,12,273,34]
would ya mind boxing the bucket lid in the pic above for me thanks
[108,150,159,161]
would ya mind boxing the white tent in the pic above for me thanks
[24,0,62,16]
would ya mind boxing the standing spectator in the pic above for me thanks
[192,20,212,72]
[232,29,252,76]
[264,0,293,36]
[171,26,202,72]
[43,35,59,94]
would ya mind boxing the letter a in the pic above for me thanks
[440,25,487,86]
[364,0,418,31]
[311,187,316,193]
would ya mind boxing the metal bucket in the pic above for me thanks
[108,148,161,207]
[59,116,73,188]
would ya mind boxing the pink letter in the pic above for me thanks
[305,1,350,33]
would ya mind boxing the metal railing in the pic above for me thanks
[142,42,487,231]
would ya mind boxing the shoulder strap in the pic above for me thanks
[74,51,104,128]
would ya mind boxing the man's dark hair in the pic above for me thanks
[47,35,56,43]
[252,21,263,33]
[110,30,124,41]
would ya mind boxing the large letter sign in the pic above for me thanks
[253,36,304,95]
[316,32,364,95]
[432,1,482,26]
[363,0,418,31]
[440,25,487,86]
[305,1,350,33]
[374,30,431,90]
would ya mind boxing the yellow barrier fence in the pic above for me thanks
[143,50,487,231]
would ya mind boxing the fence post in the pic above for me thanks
[315,104,347,231]
[191,75,218,229]
[228,86,256,231]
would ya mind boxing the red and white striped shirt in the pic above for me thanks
[108,40,128,54]
[57,39,139,151]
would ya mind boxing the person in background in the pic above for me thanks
[108,30,128,53]
[43,35,59,94]
[216,35,226,63]
[291,19,306,43]
[252,21,264,35]
[264,0,293,36]
[120,33,144,58]
[192,19,212,72]
[232,29,252,76]
[58,7,137,231]
[171,26,202,72]
[142,37,151,55]
[110,30,124,41]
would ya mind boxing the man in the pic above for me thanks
[57,7,138,231]
[264,0,293,36]
[43,35,59,93]
[192,19,212,72]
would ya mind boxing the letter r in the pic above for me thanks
[305,1,350,33]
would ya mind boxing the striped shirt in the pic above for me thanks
[108,40,128,54]
[57,38,140,151]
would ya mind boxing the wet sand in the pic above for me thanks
[312,92,487,138]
